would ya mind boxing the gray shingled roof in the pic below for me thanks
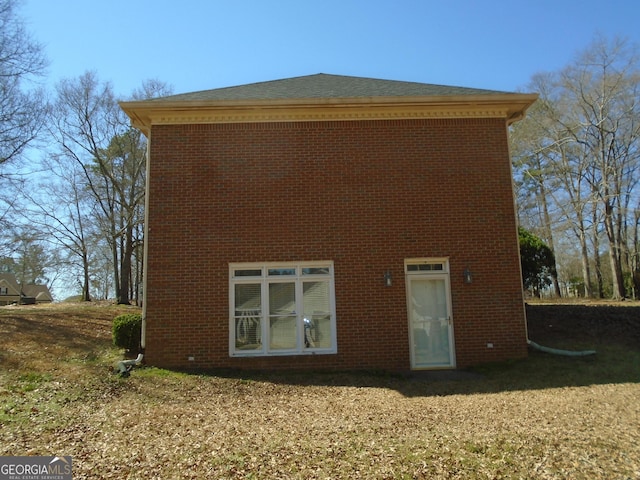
[147,73,511,103]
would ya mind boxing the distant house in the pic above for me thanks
[22,284,54,304]
[0,273,53,305]
[120,74,537,372]
[0,273,22,305]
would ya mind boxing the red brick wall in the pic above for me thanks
[145,118,528,371]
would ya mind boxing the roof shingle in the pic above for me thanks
[147,73,512,103]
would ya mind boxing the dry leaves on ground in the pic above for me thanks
[1,302,639,479]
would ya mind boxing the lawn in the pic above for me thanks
[1,301,639,479]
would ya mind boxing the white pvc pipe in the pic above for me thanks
[527,339,596,357]
[117,354,144,376]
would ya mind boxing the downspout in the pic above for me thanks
[117,131,150,377]
[140,132,151,355]
[506,114,534,354]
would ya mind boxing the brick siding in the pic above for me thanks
[145,118,528,371]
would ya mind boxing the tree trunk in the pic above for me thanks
[579,229,593,298]
[118,226,133,305]
[633,212,640,299]
[537,175,562,297]
[603,203,626,299]
[591,200,604,298]
[82,248,91,302]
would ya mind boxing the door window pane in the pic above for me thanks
[411,279,447,319]
[411,278,451,367]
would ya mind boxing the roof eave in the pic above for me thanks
[119,93,538,136]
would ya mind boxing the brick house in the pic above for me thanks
[120,74,537,371]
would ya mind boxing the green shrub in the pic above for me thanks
[112,314,142,352]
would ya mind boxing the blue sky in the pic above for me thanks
[22,0,640,97]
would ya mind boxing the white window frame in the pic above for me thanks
[229,261,337,357]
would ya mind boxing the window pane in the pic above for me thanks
[302,267,330,275]
[303,282,331,349]
[268,268,296,276]
[407,264,444,272]
[302,281,329,316]
[305,313,332,349]
[269,282,295,314]
[270,316,297,350]
[234,269,262,277]
[234,283,262,350]
[235,316,261,349]
[235,284,261,313]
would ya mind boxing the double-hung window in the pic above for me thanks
[230,262,337,356]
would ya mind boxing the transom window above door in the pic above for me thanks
[229,262,337,357]
[405,259,449,274]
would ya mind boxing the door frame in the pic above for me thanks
[405,258,456,370]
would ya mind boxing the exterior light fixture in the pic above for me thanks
[463,268,473,284]
[384,271,392,287]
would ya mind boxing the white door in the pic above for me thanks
[406,260,455,369]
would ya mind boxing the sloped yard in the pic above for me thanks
[1,301,639,479]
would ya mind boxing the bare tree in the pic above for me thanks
[19,155,99,301]
[513,35,640,299]
[0,0,48,263]
[512,76,586,297]
[0,0,47,173]
[48,73,172,303]
[0,226,49,284]
[559,36,640,298]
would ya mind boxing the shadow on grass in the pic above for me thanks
[136,301,640,397]
[4,303,639,398]
[156,303,638,397]
[163,343,639,398]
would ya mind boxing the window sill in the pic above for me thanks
[230,349,337,358]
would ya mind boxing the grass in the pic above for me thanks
[0,302,639,479]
